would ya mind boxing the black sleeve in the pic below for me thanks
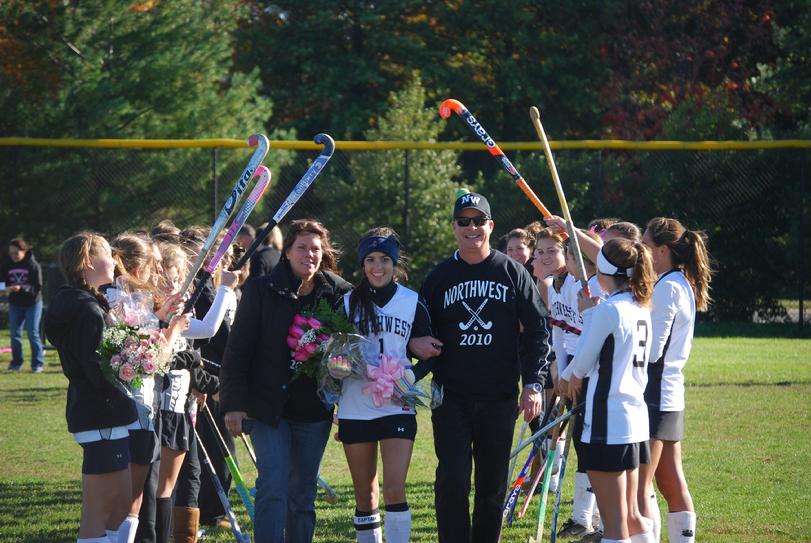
[407,295,437,382]
[27,260,43,297]
[73,306,109,389]
[515,266,551,388]
[191,365,219,394]
[220,277,263,413]
[171,348,201,371]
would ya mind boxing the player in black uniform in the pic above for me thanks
[420,193,551,543]
[45,232,139,543]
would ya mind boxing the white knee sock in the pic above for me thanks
[667,511,696,543]
[630,517,656,543]
[115,515,139,543]
[384,503,411,543]
[571,472,594,528]
[649,492,661,542]
[600,539,631,543]
[77,537,111,543]
[354,508,382,543]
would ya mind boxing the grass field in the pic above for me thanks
[1,323,809,543]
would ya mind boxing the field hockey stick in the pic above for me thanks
[499,398,562,537]
[528,403,571,543]
[510,402,583,459]
[178,134,269,298]
[182,165,272,314]
[516,397,563,519]
[507,420,529,488]
[549,426,574,543]
[529,107,590,296]
[438,99,557,223]
[502,441,541,530]
[202,404,256,521]
[239,428,339,505]
[231,133,335,270]
[192,426,251,543]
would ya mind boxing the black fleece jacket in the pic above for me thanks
[44,286,136,432]
[220,261,352,427]
[1,252,43,306]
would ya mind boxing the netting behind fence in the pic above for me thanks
[0,142,807,323]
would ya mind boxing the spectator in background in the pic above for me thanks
[2,238,44,372]
[236,224,256,252]
[503,228,534,266]
[249,222,283,278]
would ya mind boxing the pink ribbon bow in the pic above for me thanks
[362,355,404,407]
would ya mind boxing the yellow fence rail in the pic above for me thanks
[1,137,810,151]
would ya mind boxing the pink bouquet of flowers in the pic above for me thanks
[287,298,356,380]
[98,323,172,392]
[99,279,171,393]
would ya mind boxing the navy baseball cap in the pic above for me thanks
[453,192,491,218]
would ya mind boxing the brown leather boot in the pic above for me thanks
[171,506,199,543]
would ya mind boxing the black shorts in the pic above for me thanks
[339,414,417,444]
[80,437,130,474]
[578,440,650,472]
[128,428,161,465]
[648,408,685,441]
[160,411,191,452]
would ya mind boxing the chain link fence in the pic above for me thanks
[0,142,807,326]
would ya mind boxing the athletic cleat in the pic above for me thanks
[557,518,594,539]
[576,528,603,542]
[32,366,44,373]
[7,364,21,372]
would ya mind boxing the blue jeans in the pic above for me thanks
[249,417,331,543]
[8,301,44,370]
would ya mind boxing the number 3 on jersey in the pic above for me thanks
[633,320,648,367]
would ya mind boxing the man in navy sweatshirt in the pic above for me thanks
[420,192,551,543]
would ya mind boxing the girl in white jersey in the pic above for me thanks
[638,218,712,543]
[560,238,658,543]
[338,228,438,543]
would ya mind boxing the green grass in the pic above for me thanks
[1,330,810,542]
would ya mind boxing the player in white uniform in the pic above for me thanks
[560,238,658,543]
[338,228,439,543]
[639,218,712,543]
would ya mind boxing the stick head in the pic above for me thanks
[247,134,269,149]
[313,133,335,157]
[529,106,540,121]
[439,98,464,119]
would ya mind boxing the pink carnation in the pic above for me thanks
[293,350,310,362]
[110,355,121,368]
[119,364,136,382]
[307,317,321,330]
[142,360,157,374]
[293,314,309,327]
[304,342,317,355]
[288,325,305,339]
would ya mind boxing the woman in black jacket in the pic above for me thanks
[221,219,352,543]
[44,232,139,543]
[3,238,44,372]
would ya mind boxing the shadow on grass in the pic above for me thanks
[0,480,81,543]
[695,321,810,338]
[1,386,63,405]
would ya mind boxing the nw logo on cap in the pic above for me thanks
[461,195,480,205]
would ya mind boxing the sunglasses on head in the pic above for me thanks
[455,216,489,227]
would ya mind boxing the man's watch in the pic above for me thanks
[524,383,543,393]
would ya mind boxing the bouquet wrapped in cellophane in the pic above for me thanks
[317,332,374,407]
[362,353,429,409]
[99,279,173,398]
